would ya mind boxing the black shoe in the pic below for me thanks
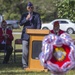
[22,66,28,70]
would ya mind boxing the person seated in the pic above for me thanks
[0,20,14,64]
[50,21,64,36]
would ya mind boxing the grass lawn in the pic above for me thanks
[0,29,75,75]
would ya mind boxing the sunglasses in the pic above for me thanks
[28,6,33,9]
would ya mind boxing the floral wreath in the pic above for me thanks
[39,33,75,73]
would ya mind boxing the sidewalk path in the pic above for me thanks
[13,32,21,34]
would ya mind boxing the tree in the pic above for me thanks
[57,0,75,22]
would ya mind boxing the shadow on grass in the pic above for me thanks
[0,53,23,73]
[0,52,75,75]
[0,53,50,75]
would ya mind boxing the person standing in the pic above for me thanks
[20,2,41,69]
[0,20,14,64]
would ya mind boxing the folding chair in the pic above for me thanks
[14,39,22,63]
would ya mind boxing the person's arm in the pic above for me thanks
[36,13,41,29]
[6,30,14,41]
[0,28,3,38]
[20,13,28,26]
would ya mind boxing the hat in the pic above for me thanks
[27,2,33,7]
[54,21,59,26]
[1,20,7,24]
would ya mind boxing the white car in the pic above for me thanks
[41,19,75,34]
[6,20,20,29]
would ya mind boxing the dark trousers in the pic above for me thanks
[0,44,13,63]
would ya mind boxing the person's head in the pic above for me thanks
[26,2,34,13]
[53,21,60,31]
[1,20,7,29]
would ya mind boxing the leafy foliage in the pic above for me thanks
[58,0,75,22]
[0,0,75,22]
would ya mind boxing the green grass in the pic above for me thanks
[0,30,75,75]
[12,27,23,32]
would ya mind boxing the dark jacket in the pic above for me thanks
[20,12,41,40]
